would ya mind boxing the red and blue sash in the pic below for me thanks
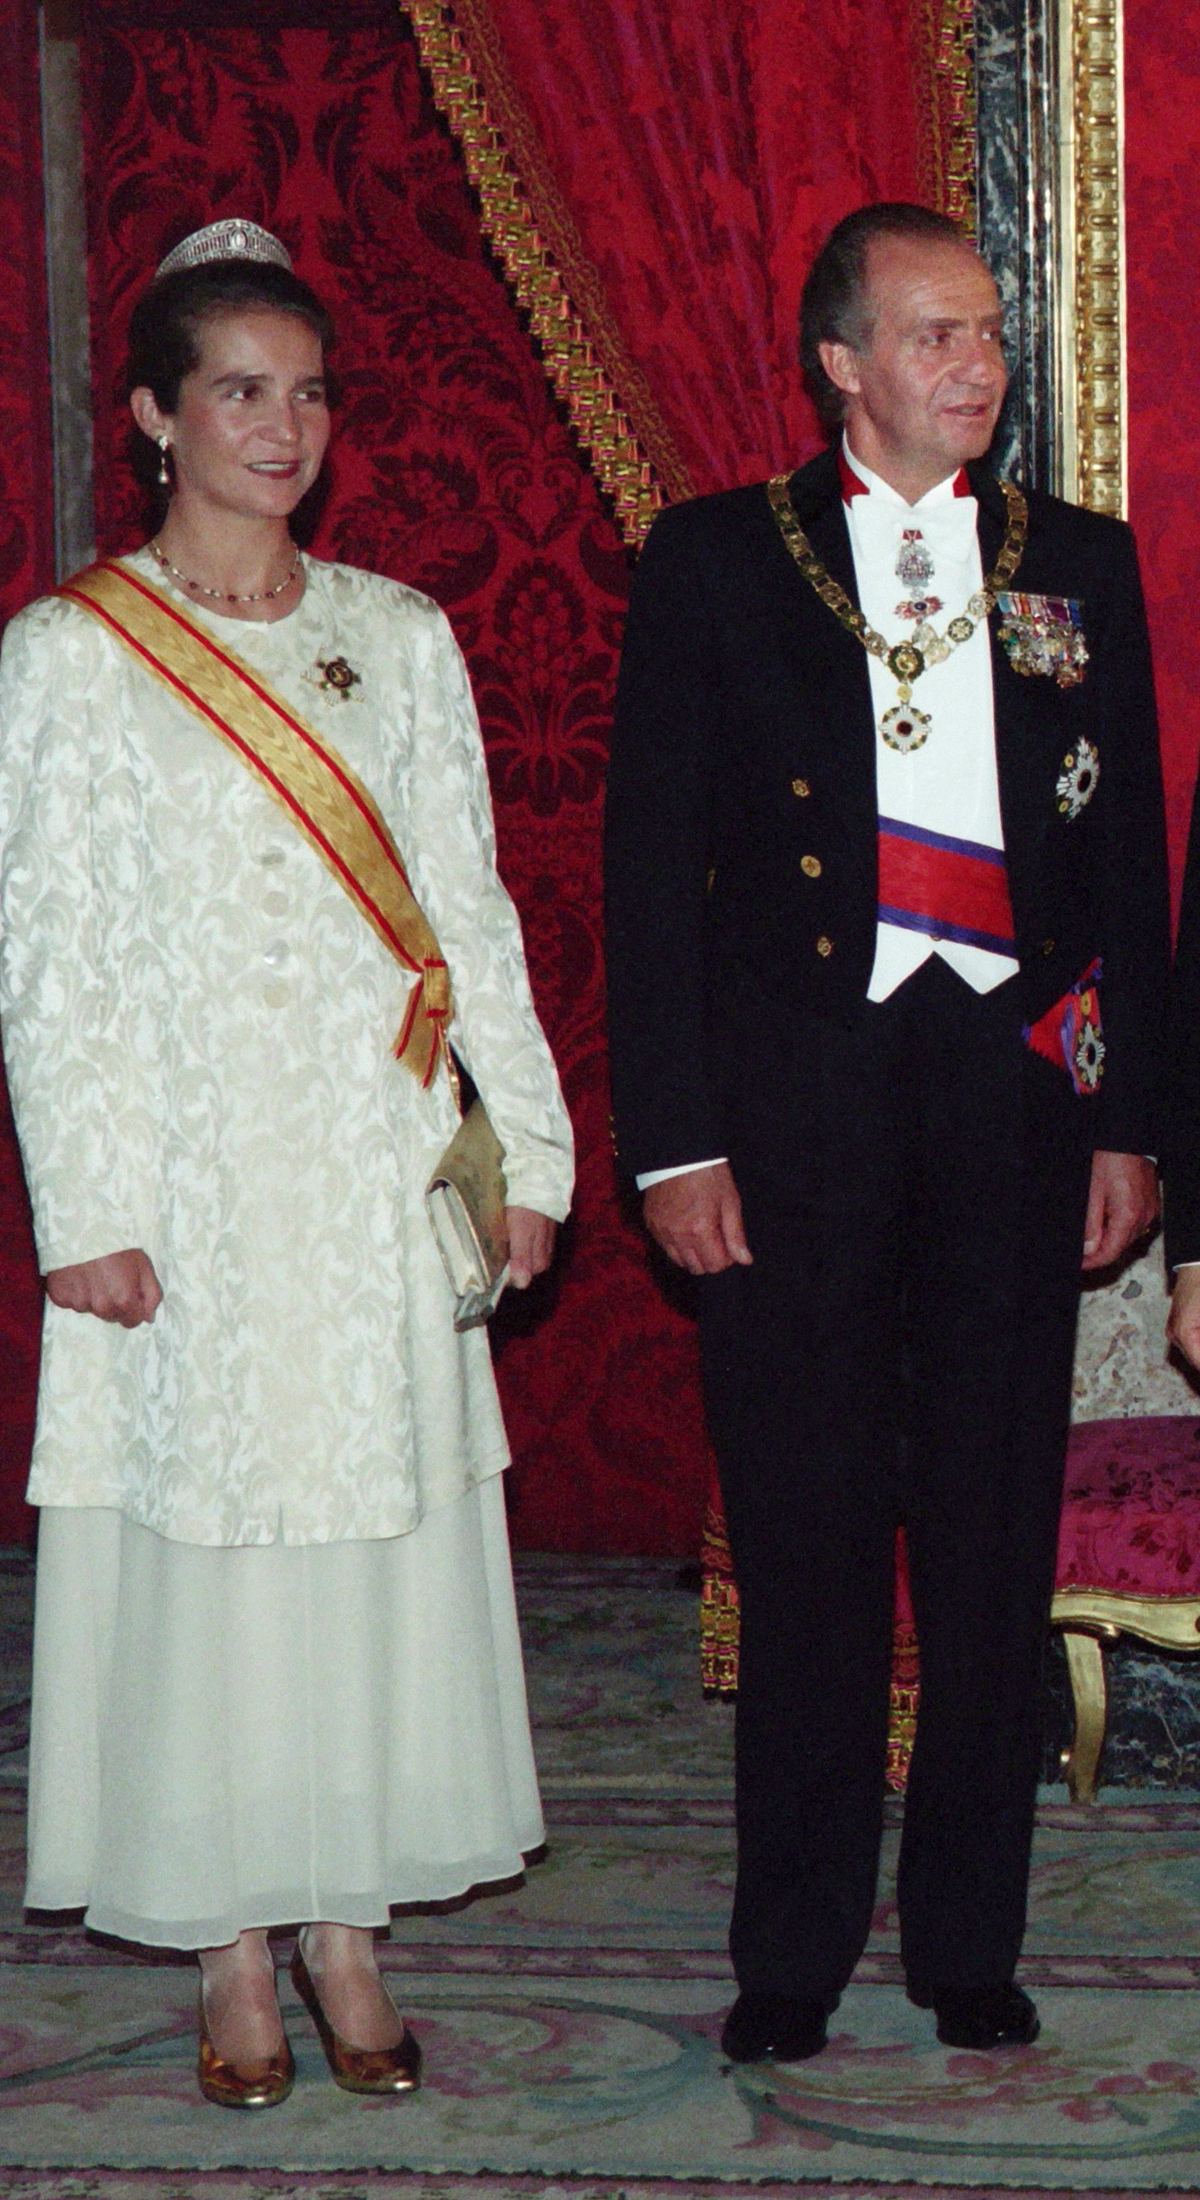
[877,816,1016,958]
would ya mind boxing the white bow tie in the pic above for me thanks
[847,494,978,575]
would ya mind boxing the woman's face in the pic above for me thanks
[138,306,330,524]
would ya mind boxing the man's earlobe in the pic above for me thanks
[818,340,861,400]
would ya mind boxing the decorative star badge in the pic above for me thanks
[1056,736,1100,819]
[307,655,362,701]
[1074,1017,1106,1092]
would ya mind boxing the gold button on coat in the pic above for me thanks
[801,855,822,878]
[792,778,811,798]
[1041,937,1056,956]
[816,935,834,957]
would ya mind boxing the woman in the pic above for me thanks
[0,220,573,2107]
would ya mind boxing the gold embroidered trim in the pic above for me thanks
[918,0,977,231]
[397,0,693,545]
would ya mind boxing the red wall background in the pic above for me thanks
[1125,4,1200,907]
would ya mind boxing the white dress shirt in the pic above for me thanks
[843,445,1018,1003]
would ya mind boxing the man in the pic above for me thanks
[605,204,1168,2062]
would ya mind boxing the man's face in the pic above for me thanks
[821,235,1007,494]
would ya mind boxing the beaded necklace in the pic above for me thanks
[149,538,302,607]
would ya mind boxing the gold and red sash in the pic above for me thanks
[58,557,451,1087]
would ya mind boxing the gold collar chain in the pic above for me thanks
[766,472,1028,753]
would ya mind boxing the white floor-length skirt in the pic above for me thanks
[25,1476,544,1948]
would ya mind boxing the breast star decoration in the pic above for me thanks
[1056,737,1100,820]
[1074,1015,1106,1092]
[306,655,362,701]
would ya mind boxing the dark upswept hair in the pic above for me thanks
[800,203,974,436]
[126,257,336,513]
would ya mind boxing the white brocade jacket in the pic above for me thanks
[0,552,574,1545]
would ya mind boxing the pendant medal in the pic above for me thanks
[880,700,932,754]
[895,529,934,590]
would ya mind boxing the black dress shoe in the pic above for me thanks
[911,1982,1040,2050]
[720,1991,828,2063]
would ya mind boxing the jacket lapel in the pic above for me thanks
[968,461,1051,889]
[770,449,878,840]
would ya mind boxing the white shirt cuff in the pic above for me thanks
[636,1157,728,1191]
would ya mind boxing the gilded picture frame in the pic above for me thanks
[1061,0,1126,515]
[975,0,1125,515]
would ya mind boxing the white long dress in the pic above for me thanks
[0,552,574,1946]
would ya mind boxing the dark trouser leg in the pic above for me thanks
[896,969,1094,1994]
[698,994,915,2007]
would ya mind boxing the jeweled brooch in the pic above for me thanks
[307,655,362,700]
[1056,736,1100,819]
[996,592,1089,687]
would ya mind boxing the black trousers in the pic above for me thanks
[698,956,1096,2008]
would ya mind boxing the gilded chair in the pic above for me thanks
[1052,1415,1200,1802]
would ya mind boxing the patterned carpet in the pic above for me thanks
[2,1550,1200,2196]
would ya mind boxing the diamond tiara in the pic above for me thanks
[155,220,293,281]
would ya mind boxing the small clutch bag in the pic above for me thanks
[425,1097,510,1330]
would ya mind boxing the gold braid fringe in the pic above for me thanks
[918,0,977,231]
[397,0,692,547]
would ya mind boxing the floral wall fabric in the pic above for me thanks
[73,0,716,1553]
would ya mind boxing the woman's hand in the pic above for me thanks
[505,1208,557,1289]
[44,1248,163,1328]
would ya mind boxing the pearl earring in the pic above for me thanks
[157,436,171,488]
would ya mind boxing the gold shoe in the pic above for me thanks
[197,1995,295,2109]
[290,1940,421,2094]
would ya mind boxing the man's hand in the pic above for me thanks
[643,1162,753,1275]
[1081,1151,1159,1272]
[505,1207,557,1289]
[44,1247,163,1328]
[1167,1266,1200,1372]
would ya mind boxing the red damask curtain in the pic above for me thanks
[0,0,53,1540]
[405,0,932,505]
